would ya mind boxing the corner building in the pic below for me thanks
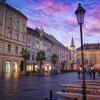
[76,43,100,69]
[0,1,27,76]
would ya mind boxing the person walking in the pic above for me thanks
[92,68,96,79]
[77,68,81,79]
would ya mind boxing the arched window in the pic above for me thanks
[8,44,11,53]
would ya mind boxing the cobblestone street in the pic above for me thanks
[0,72,78,100]
[0,72,100,100]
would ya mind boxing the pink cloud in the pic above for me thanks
[41,1,72,14]
[27,0,72,14]
[84,16,100,35]
[63,16,77,27]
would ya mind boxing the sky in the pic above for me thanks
[6,0,100,48]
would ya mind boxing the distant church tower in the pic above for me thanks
[70,37,75,69]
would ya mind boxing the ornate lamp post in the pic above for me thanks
[75,3,86,100]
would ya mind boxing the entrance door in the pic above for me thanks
[20,61,24,71]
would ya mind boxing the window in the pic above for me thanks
[16,33,19,40]
[22,48,24,51]
[9,17,12,25]
[93,54,96,58]
[8,31,12,38]
[36,42,39,49]
[23,24,25,31]
[8,44,11,53]
[0,10,2,19]
[16,21,19,29]
[23,36,25,42]
[9,31,12,38]
[0,9,2,25]
[32,55,34,60]
[15,46,18,54]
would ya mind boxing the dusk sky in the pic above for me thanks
[6,0,100,48]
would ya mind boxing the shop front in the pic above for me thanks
[27,64,34,72]
[43,64,52,74]
[5,61,12,78]
[5,61,11,73]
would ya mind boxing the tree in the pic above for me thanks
[20,48,30,71]
[36,50,46,72]
[50,54,58,70]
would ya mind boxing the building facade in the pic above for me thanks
[27,27,70,74]
[0,1,27,76]
[76,43,100,69]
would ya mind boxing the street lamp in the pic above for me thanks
[75,3,86,100]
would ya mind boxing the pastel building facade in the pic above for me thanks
[76,43,100,69]
[0,1,27,76]
[27,27,70,73]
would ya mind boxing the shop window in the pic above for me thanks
[5,61,11,72]
[13,62,18,72]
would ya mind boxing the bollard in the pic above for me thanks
[44,90,57,100]
[50,89,52,99]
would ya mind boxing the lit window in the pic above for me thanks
[36,42,39,49]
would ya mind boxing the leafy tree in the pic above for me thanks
[36,50,46,72]
[50,54,58,70]
[20,48,30,71]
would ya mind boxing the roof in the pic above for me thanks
[76,43,100,50]
[27,27,40,37]
[43,33,66,48]
[0,2,27,19]
[27,27,68,49]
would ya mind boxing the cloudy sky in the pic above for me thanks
[6,0,100,48]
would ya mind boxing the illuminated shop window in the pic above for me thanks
[5,61,11,72]
[14,62,18,72]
